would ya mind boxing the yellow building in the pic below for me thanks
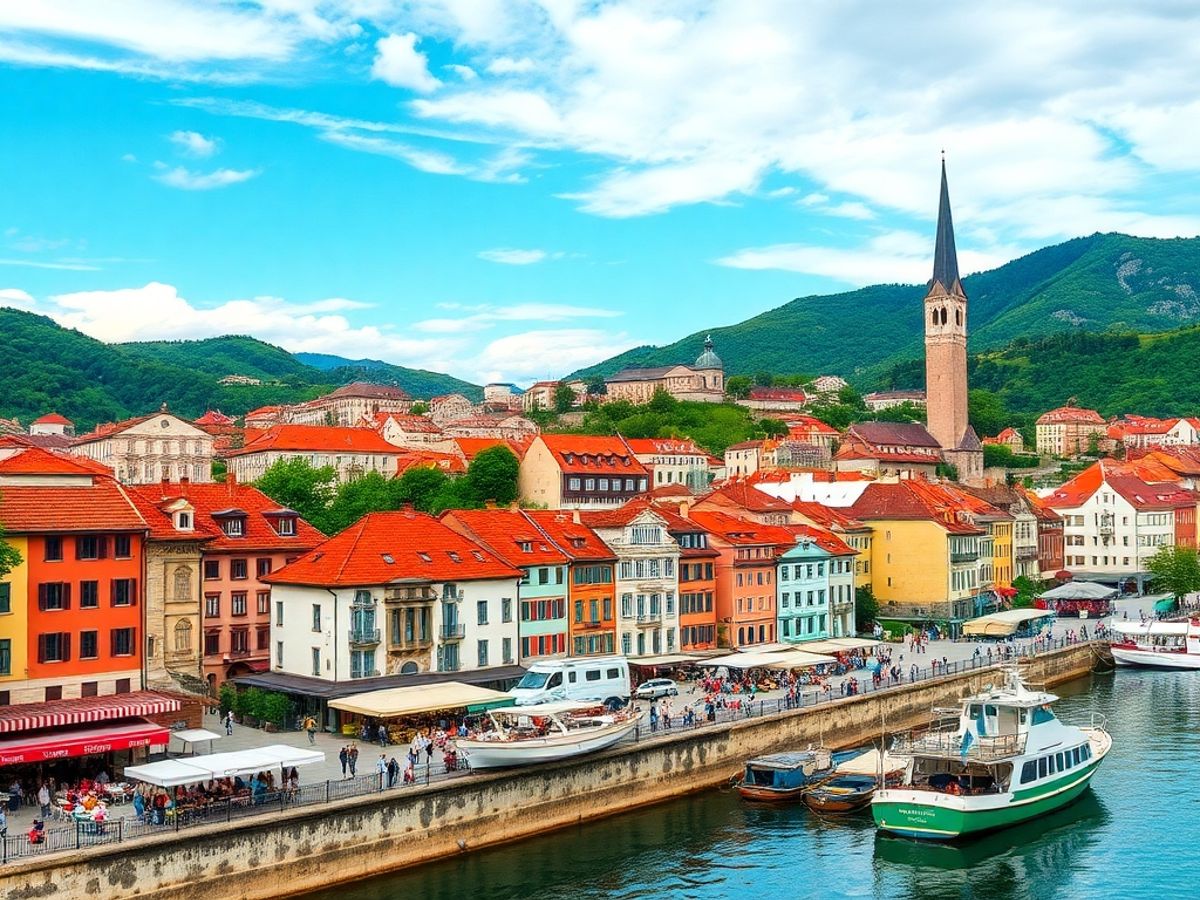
[848,481,993,624]
[0,535,28,689]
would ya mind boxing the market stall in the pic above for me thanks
[329,682,513,744]
[962,608,1055,639]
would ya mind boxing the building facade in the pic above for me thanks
[1035,403,1107,457]
[604,337,725,404]
[71,408,214,484]
[223,425,406,482]
[518,434,650,510]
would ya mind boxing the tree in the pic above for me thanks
[855,586,879,631]
[254,458,337,529]
[725,375,752,399]
[1147,545,1200,602]
[393,466,450,512]
[758,418,788,438]
[0,516,23,582]
[321,471,401,534]
[585,375,607,396]
[409,401,429,415]
[553,384,577,413]
[968,388,1010,438]
[648,388,678,414]
[458,446,520,507]
[1011,575,1046,609]
[753,371,774,387]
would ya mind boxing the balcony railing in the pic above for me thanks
[350,668,381,680]
[384,586,437,604]
[950,551,979,563]
[892,728,1026,762]
[1016,546,1039,560]
[390,635,432,650]
[440,624,466,641]
[636,612,662,624]
[580,619,604,629]
[349,627,381,646]
[226,649,252,659]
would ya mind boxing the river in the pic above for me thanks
[304,670,1200,900]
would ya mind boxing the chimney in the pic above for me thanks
[571,510,581,524]
[485,500,497,509]
[679,499,690,519]
[509,501,519,512]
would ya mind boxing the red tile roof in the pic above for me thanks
[0,453,149,533]
[687,510,796,547]
[782,524,856,556]
[848,422,941,448]
[394,451,467,475]
[700,481,793,513]
[131,481,325,550]
[536,434,648,477]
[32,413,72,426]
[522,510,617,562]
[0,446,109,476]
[374,413,443,434]
[194,410,235,426]
[847,481,985,534]
[453,437,530,461]
[224,424,403,457]
[789,500,870,533]
[327,381,410,401]
[441,509,568,567]
[747,387,808,402]
[1036,404,1105,425]
[622,437,705,456]
[725,440,764,451]
[267,510,521,586]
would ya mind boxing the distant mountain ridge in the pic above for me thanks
[572,233,1200,386]
[0,309,480,430]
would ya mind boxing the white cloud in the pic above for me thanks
[412,301,620,333]
[477,248,552,265]
[0,288,35,307]
[444,63,477,80]
[168,130,218,157]
[486,56,535,75]
[152,166,260,190]
[475,328,643,383]
[371,33,440,93]
[0,258,101,271]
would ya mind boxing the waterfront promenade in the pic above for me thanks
[0,633,1104,866]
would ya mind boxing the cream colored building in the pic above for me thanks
[71,407,215,483]
[222,425,405,483]
[1035,403,1107,457]
[285,382,411,427]
[604,336,725,404]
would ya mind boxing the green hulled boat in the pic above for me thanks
[872,669,1111,841]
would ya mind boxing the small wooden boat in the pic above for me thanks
[802,774,878,813]
[737,749,852,801]
[457,700,642,769]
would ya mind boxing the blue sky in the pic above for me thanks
[2,2,1200,385]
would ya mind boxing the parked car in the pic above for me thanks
[635,678,679,699]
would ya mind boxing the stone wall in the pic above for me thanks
[1,642,1107,900]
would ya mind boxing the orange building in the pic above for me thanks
[524,510,619,657]
[688,510,793,649]
[0,447,148,704]
[659,506,719,651]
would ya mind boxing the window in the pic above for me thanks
[45,686,62,702]
[231,559,248,580]
[37,583,70,611]
[502,637,513,664]
[111,578,136,607]
[477,600,489,625]
[275,517,296,536]
[111,627,135,656]
[172,567,191,603]
[231,630,249,653]
[114,678,131,694]
[276,601,284,626]
[502,598,513,623]
[202,562,221,583]
[1038,757,1048,778]
[574,600,583,623]
[0,639,10,675]
[538,568,550,585]
[256,558,272,578]
[568,477,581,491]
[221,516,245,537]
[204,631,220,656]
[231,592,248,616]
[76,535,105,560]
[311,648,321,676]
[80,682,98,698]
[174,620,192,652]
[276,641,284,666]
[312,604,322,632]
[114,535,132,558]
[257,591,270,614]
[477,639,489,668]
[80,580,99,609]
[44,536,63,561]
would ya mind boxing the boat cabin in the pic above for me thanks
[1111,620,1200,654]
[742,750,833,792]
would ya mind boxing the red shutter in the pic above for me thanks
[36,634,45,663]
[110,629,117,657]
[62,583,71,610]
[130,579,138,607]
[37,584,46,611]
[61,633,71,662]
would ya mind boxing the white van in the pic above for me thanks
[509,656,631,708]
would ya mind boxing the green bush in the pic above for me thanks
[259,692,293,728]
[218,683,237,716]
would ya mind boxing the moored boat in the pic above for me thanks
[1110,619,1200,670]
[737,749,844,802]
[456,701,642,769]
[872,669,1111,841]
[802,774,878,814]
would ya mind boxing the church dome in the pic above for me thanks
[694,335,723,369]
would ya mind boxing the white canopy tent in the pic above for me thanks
[704,649,838,669]
[170,728,222,755]
[123,744,325,787]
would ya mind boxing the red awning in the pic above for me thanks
[0,692,181,735]
[0,720,169,766]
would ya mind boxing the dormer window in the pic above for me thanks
[448,551,461,563]
[518,541,533,552]
[275,517,296,536]
[175,511,193,531]
[221,517,244,537]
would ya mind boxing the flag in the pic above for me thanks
[977,711,987,738]
[960,727,975,761]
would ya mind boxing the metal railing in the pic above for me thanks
[891,729,1027,761]
[349,628,381,645]
[440,624,466,640]
[0,636,1101,864]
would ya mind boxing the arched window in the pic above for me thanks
[738,627,745,645]
[174,619,193,652]
[930,309,937,327]
[173,566,192,602]
[400,661,419,675]
[956,308,962,326]
[940,307,948,325]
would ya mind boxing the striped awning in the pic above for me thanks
[0,691,182,734]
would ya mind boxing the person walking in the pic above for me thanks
[338,745,349,779]
[303,714,317,745]
[376,754,387,784]
[224,710,234,735]
[378,723,389,747]
[387,756,399,788]
[348,744,359,777]
[649,701,659,733]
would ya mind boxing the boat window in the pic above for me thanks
[585,670,601,681]
[516,671,551,689]
[1031,706,1056,725]
[547,672,562,689]
[968,704,983,720]
[606,668,621,679]
[1020,761,1037,784]
[1047,756,1056,775]
[984,705,998,717]
[1038,757,1048,778]
[1055,752,1063,771]
[1018,709,1028,724]
[1072,747,1080,766]
[1082,744,1091,761]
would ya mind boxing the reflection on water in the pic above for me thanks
[306,671,1199,900]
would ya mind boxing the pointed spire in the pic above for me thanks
[931,158,961,290]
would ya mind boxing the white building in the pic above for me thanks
[71,406,214,483]
[284,382,412,427]
[266,510,522,683]
[623,437,711,493]
[582,507,681,658]
[222,424,406,483]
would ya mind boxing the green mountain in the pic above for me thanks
[293,352,481,400]
[573,233,1200,384]
[0,309,480,430]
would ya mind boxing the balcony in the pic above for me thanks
[950,551,979,564]
[384,586,437,604]
[580,619,605,629]
[441,588,464,603]
[390,634,432,651]
[349,627,381,646]
[1016,546,1039,560]
[636,612,662,625]
[225,649,252,660]
[440,624,466,641]
[350,668,381,680]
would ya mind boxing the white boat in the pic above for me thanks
[457,700,643,769]
[1110,618,1200,670]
